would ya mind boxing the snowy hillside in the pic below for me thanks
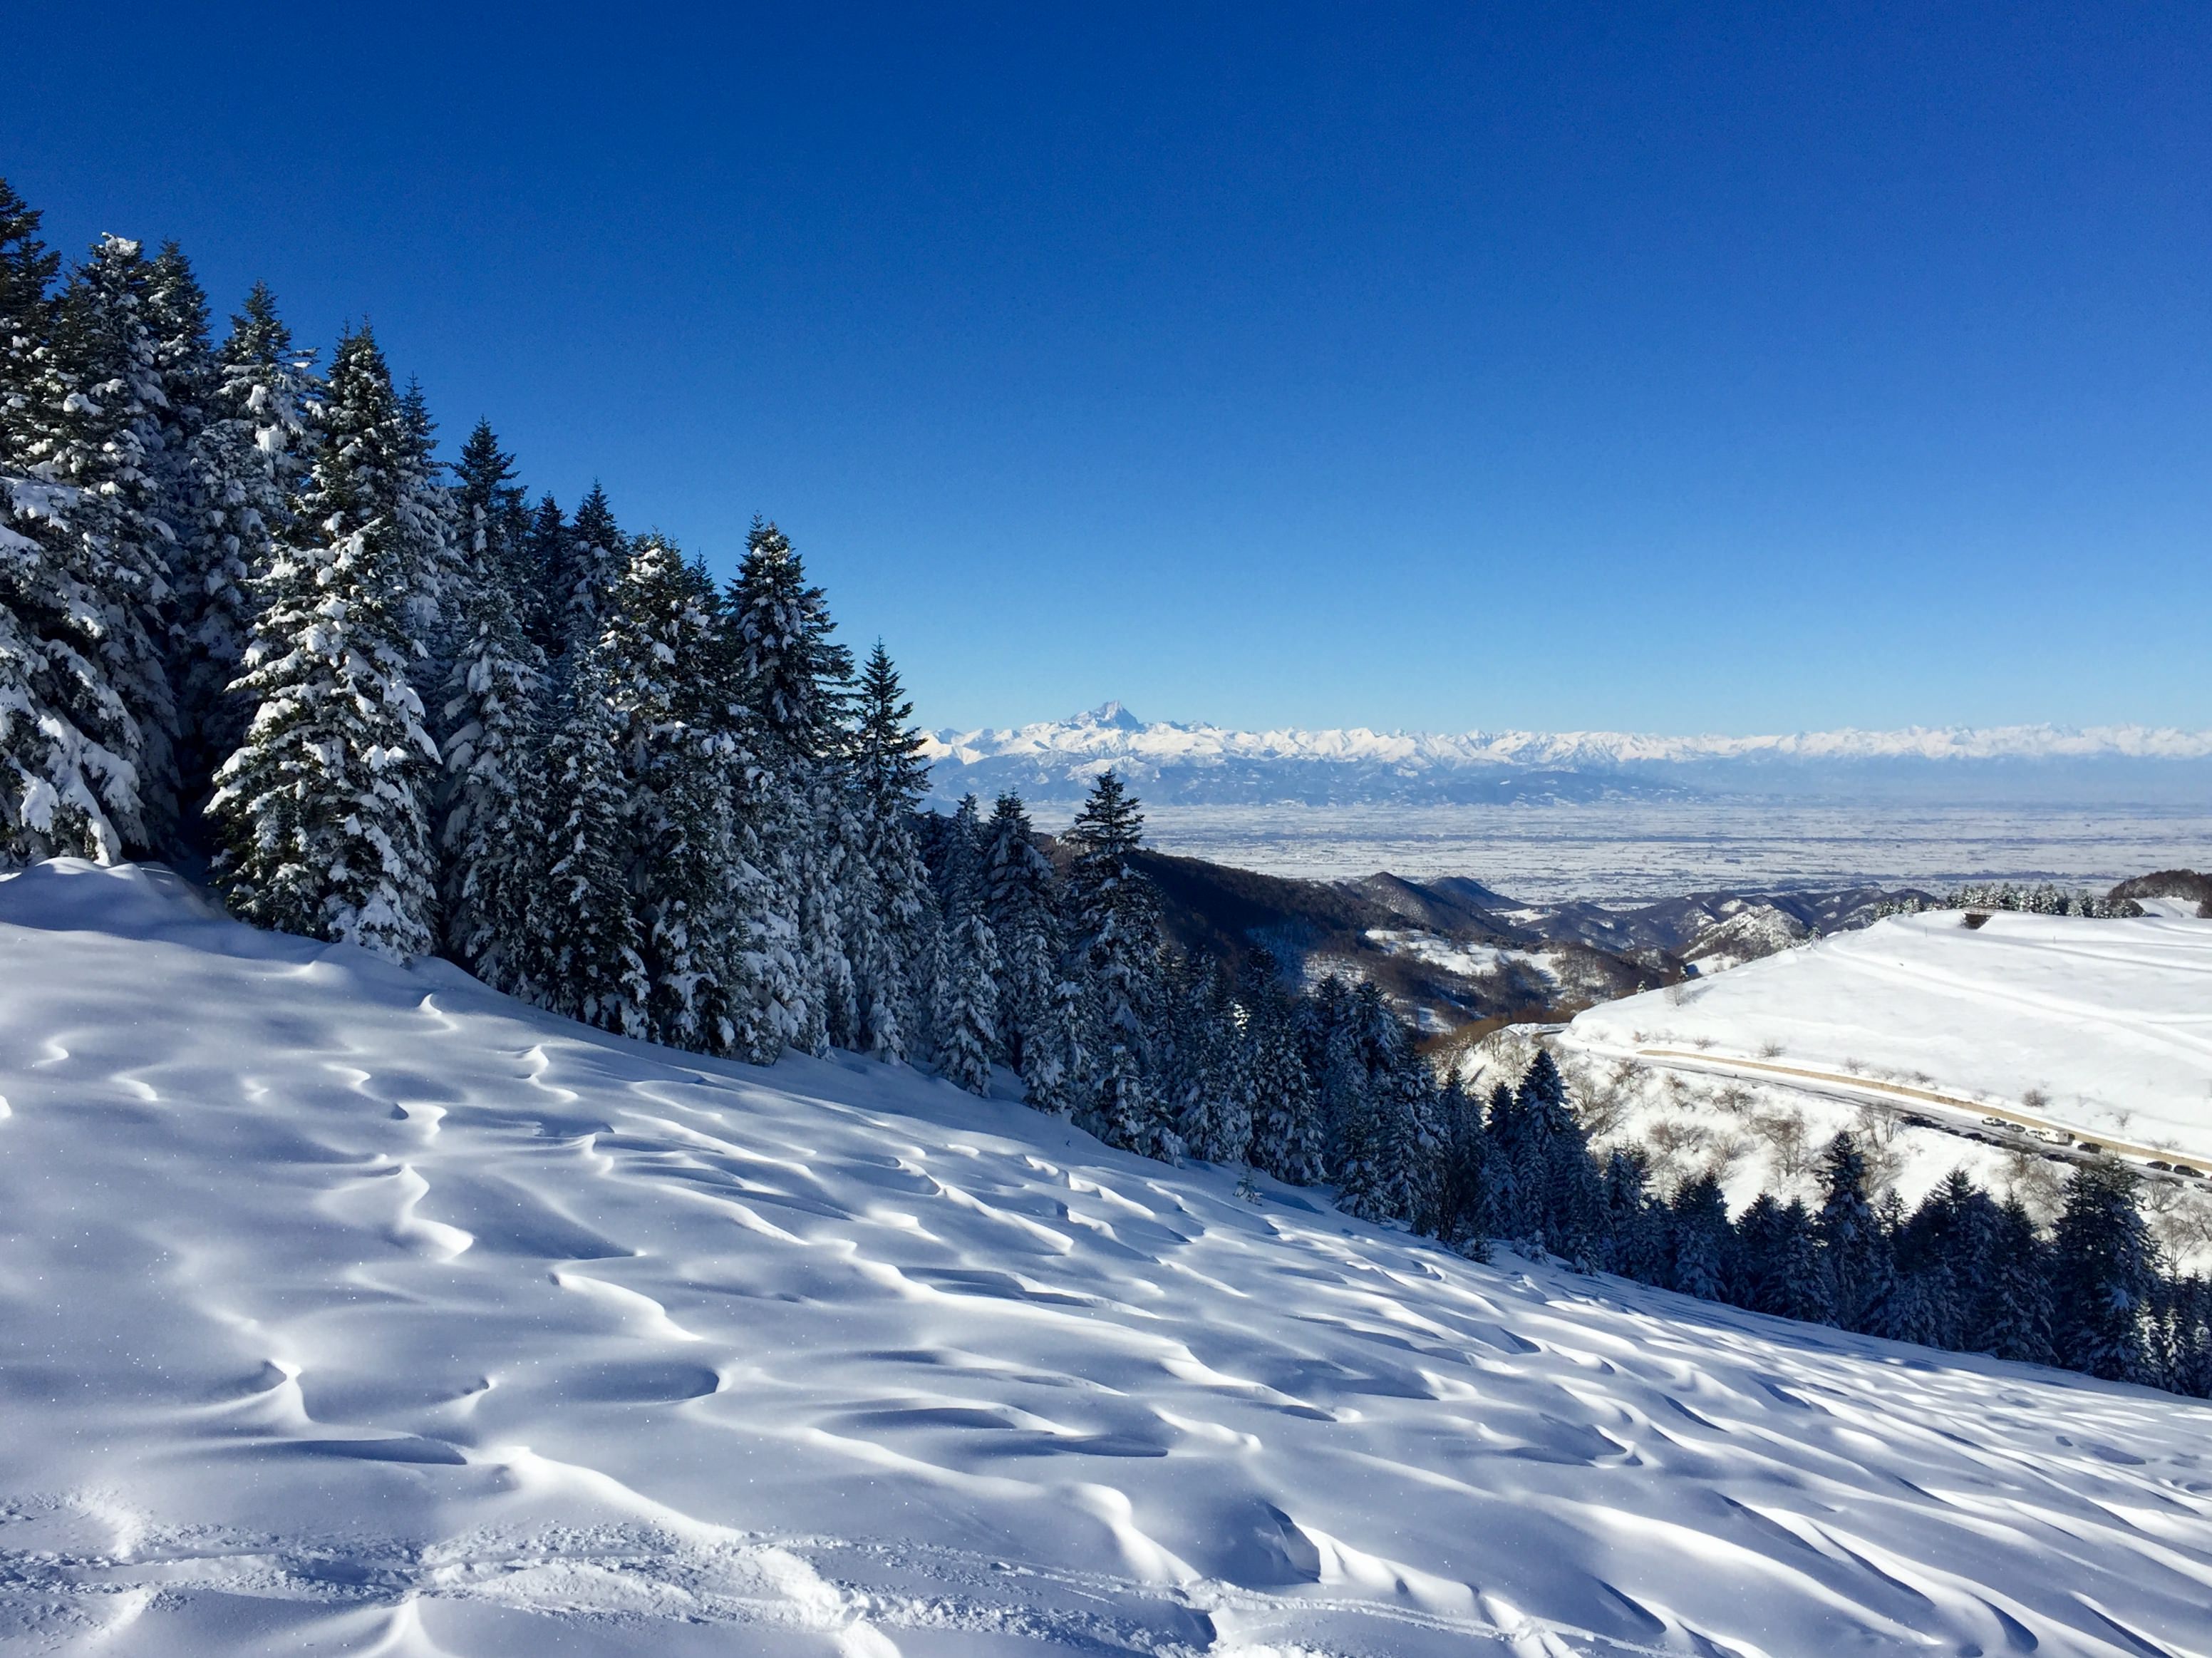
[1555,910,2212,1260]
[4,862,2211,1657]
[923,704,2212,806]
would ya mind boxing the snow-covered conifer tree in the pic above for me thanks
[2049,1159,2160,1384]
[1813,1131,1894,1332]
[171,284,318,814]
[1364,1046,1440,1226]
[982,791,1060,1076]
[1417,1076,1492,1254]
[1598,1147,1663,1282]
[37,235,183,846]
[1330,1073,1388,1217]
[0,182,150,867]
[143,244,214,612]
[1173,962,1250,1164]
[515,493,564,656]
[1241,959,1323,1183]
[392,379,457,702]
[599,534,753,1051]
[1064,771,1171,1156]
[931,794,1000,1094]
[525,643,648,1034]
[847,641,935,1062]
[1519,1051,1603,1267]
[1970,1198,2052,1364]
[725,519,856,1056]
[210,325,441,957]
[1668,1174,1731,1300]
[557,483,624,654]
[438,420,544,985]
[1893,1170,2000,1351]
[1732,1192,1830,1319]
[1483,1081,1535,1242]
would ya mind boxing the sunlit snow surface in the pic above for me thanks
[1122,803,2212,900]
[1568,909,2212,1167]
[4,863,2211,1657]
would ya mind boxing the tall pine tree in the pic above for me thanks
[172,283,318,818]
[1064,771,1171,1156]
[0,182,150,866]
[982,791,1061,1078]
[438,420,544,986]
[601,535,750,1050]
[34,235,183,848]
[931,794,1001,1094]
[211,325,440,957]
[2049,1159,2160,1384]
[524,642,648,1034]
[725,519,854,1055]
[847,641,935,1062]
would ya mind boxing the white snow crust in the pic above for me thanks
[4,862,2211,1656]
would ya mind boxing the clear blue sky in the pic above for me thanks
[12,4,2207,735]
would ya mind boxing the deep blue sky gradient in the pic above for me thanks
[11,4,2208,733]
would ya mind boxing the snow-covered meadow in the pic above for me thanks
[4,862,2211,1656]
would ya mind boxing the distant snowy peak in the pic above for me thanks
[923,709,2212,805]
[1069,699,1145,732]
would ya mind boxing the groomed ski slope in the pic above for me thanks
[2,863,2209,1657]
[1566,909,2212,1167]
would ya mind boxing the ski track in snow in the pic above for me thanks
[2,861,2210,1656]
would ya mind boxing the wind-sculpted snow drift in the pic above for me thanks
[2,862,2209,1656]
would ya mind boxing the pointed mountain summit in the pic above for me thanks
[1074,700,1144,731]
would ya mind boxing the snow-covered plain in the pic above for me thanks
[1124,801,2212,900]
[5,863,2212,1657]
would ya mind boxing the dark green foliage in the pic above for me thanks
[1241,955,1323,1183]
[1668,1173,1730,1300]
[981,791,1060,1078]
[1814,1132,1896,1333]
[1416,1077,1492,1255]
[846,642,934,1063]
[2050,1159,2161,1384]
[438,421,544,984]
[1599,1148,1665,1282]
[1728,1195,1832,1324]
[1065,771,1169,1155]
[931,793,999,1095]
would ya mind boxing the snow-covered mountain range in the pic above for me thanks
[924,704,2212,805]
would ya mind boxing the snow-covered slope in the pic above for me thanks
[1566,910,2212,1169]
[924,704,2212,806]
[4,863,2211,1657]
